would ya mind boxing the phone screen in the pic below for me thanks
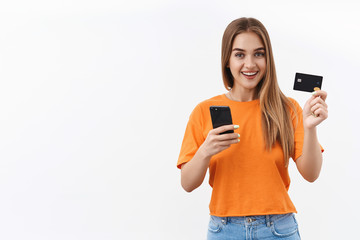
[210,106,234,134]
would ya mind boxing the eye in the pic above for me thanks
[255,52,265,57]
[235,53,244,58]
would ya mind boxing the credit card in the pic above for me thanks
[293,72,323,92]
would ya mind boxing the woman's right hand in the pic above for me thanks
[199,124,240,158]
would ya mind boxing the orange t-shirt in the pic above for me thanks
[177,94,321,217]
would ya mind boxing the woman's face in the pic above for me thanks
[228,32,266,92]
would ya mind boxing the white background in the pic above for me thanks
[0,0,359,239]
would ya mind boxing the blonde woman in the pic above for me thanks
[177,17,328,240]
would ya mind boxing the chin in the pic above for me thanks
[241,81,261,90]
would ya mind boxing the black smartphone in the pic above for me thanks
[210,106,234,134]
[293,72,323,92]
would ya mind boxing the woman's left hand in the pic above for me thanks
[303,90,328,129]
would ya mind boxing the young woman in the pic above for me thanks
[177,17,328,239]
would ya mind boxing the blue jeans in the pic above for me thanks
[207,213,301,240]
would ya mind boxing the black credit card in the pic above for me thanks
[293,72,323,92]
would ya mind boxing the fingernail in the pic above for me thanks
[237,133,240,137]
[234,125,239,129]
[238,138,240,142]
[312,91,317,96]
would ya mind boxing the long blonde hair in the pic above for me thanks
[221,17,297,167]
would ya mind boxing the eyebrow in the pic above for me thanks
[232,47,265,52]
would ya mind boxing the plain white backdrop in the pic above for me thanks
[0,0,359,239]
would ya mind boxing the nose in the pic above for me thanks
[244,55,256,69]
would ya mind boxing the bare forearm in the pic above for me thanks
[180,124,240,192]
[181,146,211,192]
[296,127,323,182]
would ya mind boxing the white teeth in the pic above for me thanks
[242,72,257,76]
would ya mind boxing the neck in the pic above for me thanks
[229,87,258,102]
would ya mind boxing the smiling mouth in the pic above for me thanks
[241,71,258,76]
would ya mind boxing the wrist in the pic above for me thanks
[303,125,317,138]
[198,145,212,160]
[303,119,318,132]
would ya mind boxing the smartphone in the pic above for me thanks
[293,72,323,92]
[210,106,234,134]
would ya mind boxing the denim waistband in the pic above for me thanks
[210,213,294,227]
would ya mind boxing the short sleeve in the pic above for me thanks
[177,104,205,169]
[290,98,324,162]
